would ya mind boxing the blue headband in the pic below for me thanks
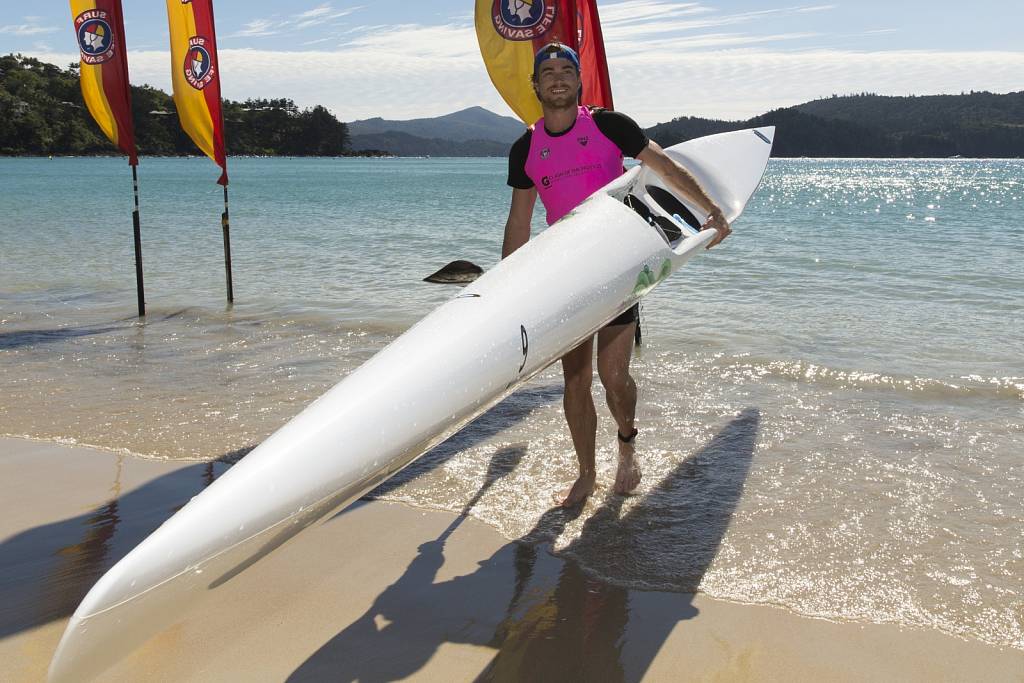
[533,43,580,78]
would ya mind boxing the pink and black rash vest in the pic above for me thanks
[510,106,648,226]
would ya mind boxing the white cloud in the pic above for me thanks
[294,5,359,29]
[2,22,58,36]
[296,5,335,20]
[230,19,277,39]
[335,23,479,59]
[611,49,1024,124]
[225,3,362,40]
[598,1,836,47]
[609,30,820,53]
[598,1,713,24]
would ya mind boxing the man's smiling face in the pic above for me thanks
[534,57,580,108]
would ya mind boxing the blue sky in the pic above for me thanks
[8,1,1023,125]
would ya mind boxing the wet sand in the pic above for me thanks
[2,436,1022,682]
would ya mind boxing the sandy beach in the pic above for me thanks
[2,436,1021,682]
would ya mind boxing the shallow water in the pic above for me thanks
[1,156,1021,650]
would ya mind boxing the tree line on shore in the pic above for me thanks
[4,53,1023,158]
[0,54,353,157]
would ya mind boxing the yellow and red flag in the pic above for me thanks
[475,0,613,125]
[70,0,137,165]
[166,0,228,185]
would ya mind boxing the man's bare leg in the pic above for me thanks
[558,336,597,507]
[597,321,640,494]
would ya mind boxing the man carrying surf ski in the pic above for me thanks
[502,42,731,508]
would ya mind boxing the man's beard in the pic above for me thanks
[538,87,578,110]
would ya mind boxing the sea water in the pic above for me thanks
[1,156,1021,650]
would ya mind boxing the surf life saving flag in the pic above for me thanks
[70,0,137,165]
[475,0,613,125]
[166,0,228,185]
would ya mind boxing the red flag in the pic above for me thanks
[70,0,138,165]
[575,0,613,111]
[166,0,228,185]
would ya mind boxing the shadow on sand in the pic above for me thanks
[0,382,562,643]
[289,407,760,683]
[0,460,226,640]
[365,383,563,499]
[0,308,229,351]
[0,324,127,350]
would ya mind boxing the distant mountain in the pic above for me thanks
[348,106,525,145]
[647,92,1024,158]
[348,130,511,157]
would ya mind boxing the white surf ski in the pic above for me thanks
[49,126,774,681]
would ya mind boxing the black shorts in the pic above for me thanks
[605,303,639,328]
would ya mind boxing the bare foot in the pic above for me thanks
[555,470,597,508]
[614,441,642,495]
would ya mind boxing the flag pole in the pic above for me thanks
[222,184,233,304]
[71,0,143,316]
[130,163,145,316]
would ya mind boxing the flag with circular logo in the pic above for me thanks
[166,0,228,185]
[475,0,613,125]
[70,0,137,165]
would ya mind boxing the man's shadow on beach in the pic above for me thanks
[365,383,563,499]
[289,407,760,683]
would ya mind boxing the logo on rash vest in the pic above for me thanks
[75,11,115,65]
[492,0,556,41]
[538,163,602,191]
[184,37,215,90]
[577,136,589,147]
[540,147,550,159]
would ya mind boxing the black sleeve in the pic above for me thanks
[507,130,534,189]
[591,108,649,158]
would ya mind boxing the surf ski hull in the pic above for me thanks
[49,126,774,681]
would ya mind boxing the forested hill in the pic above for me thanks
[647,92,1024,158]
[0,54,351,156]
[5,53,1024,158]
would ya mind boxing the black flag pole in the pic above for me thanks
[130,163,145,317]
[222,184,233,304]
